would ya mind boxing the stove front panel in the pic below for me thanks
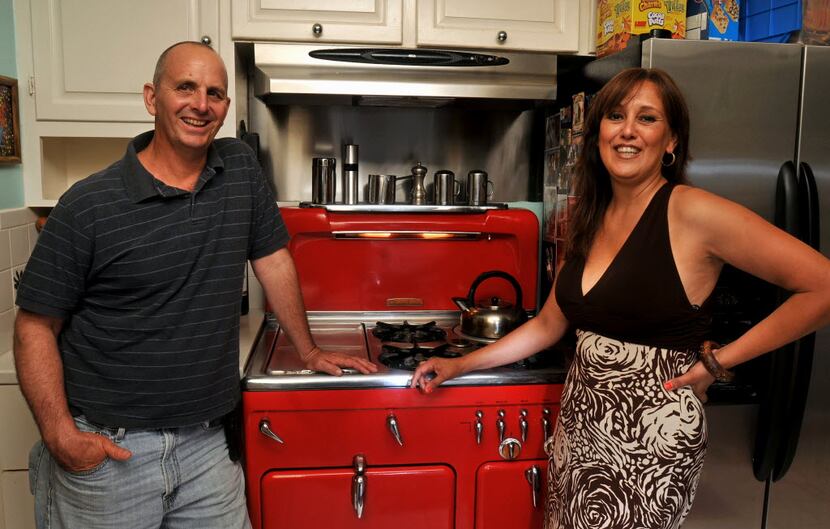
[280,208,539,312]
[243,385,562,529]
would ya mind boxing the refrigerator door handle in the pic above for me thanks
[752,161,800,481]
[771,162,820,481]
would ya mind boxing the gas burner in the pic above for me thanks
[372,321,447,343]
[447,338,475,349]
[378,343,461,371]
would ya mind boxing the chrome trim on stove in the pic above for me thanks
[300,203,507,213]
[332,231,481,240]
[243,310,567,390]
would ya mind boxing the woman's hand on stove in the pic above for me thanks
[411,357,464,394]
[302,346,378,376]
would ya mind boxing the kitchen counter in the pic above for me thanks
[0,310,266,386]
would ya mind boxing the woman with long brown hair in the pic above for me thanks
[411,67,830,528]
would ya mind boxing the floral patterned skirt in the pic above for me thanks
[544,330,707,529]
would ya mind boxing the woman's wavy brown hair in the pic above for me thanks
[565,68,691,260]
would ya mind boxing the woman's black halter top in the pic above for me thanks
[555,184,713,351]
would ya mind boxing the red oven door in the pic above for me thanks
[475,460,548,529]
[261,464,455,529]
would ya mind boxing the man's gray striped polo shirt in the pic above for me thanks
[16,131,289,428]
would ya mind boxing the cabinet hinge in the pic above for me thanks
[28,76,35,96]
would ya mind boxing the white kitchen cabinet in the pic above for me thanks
[417,0,580,52]
[29,0,221,122]
[232,0,404,44]
[14,0,238,206]
[1,471,35,529]
[0,385,39,529]
[232,0,595,54]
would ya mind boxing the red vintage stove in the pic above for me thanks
[242,205,567,529]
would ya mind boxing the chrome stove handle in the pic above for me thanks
[259,419,284,444]
[525,465,542,508]
[497,409,506,442]
[387,414,404,446]
[541,408,552,441]
[352,455,366,519]
[475,410,484,445]
[519,409,528,443]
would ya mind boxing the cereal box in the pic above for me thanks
[597,1,688,57]
[686,0,740,41]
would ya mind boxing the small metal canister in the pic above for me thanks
[311,157,337,204]
[367,174,397,204]
[433,170,458,205]
[467,169,493,206]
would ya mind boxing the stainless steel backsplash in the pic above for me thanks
[249,98,535,203]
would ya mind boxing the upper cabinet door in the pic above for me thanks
[30,0,220,122]
[232,0,403,44]
[417,0,580,52]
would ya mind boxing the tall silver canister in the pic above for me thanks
[311,157,337,204]
[342,144,359,205]
[433,170,458,205]
[467,169,493,206]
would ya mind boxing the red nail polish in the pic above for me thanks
[664,381,673,390]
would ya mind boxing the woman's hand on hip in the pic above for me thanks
[664,361,716,403]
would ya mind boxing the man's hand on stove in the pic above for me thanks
[411,357,465,394]
[302,346,378,376]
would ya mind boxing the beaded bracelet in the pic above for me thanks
[699,341,734,382]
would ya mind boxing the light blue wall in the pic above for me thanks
[0,0,25,209]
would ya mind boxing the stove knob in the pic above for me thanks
[387,414,405,446]
[519,409,528,443]
[259,419,285,444]
[499,437,522,460]
[497,409,506,442]
[475,411,484,445]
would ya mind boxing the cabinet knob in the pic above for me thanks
[312,23,323,36]
[497,30,508,42]
[200,35,212,46]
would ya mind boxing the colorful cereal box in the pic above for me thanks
[597,1,688,57]
[686,0,740,41]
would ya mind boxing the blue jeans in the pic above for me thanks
[28,415,251,529]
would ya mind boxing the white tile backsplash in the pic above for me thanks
[0,209,36,230]
[0,208,38,355]
[9,227,30,268]
[0,310,12,354]
[0,270,11,314]
[0,231,9,271]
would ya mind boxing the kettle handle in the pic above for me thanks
[467,270,523,309]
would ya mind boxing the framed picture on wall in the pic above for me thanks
[0,75,22,164]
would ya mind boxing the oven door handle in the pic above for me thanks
[525,465,542,509]
[352,455,367,519]
[259,419,285,444]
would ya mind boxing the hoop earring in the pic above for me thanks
[662,151,676,167]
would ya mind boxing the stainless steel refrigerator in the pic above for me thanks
[569,39,830,529]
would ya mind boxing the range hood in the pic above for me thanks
[252,43,557,106]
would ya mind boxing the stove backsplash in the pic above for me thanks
[249,97,538,204]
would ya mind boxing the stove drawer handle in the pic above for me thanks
[352,455,367,519]
[387,415,405,446]
[525,465,541,508]
[259,419,285,444]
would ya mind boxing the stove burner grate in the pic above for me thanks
[372,320,447,343]
[378,343,461,371]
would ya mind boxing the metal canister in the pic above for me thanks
[311,157,337,204]
[433,170,457,205]
[342,144,359,205]
[467,169,490,206]
[367,174,397,204]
